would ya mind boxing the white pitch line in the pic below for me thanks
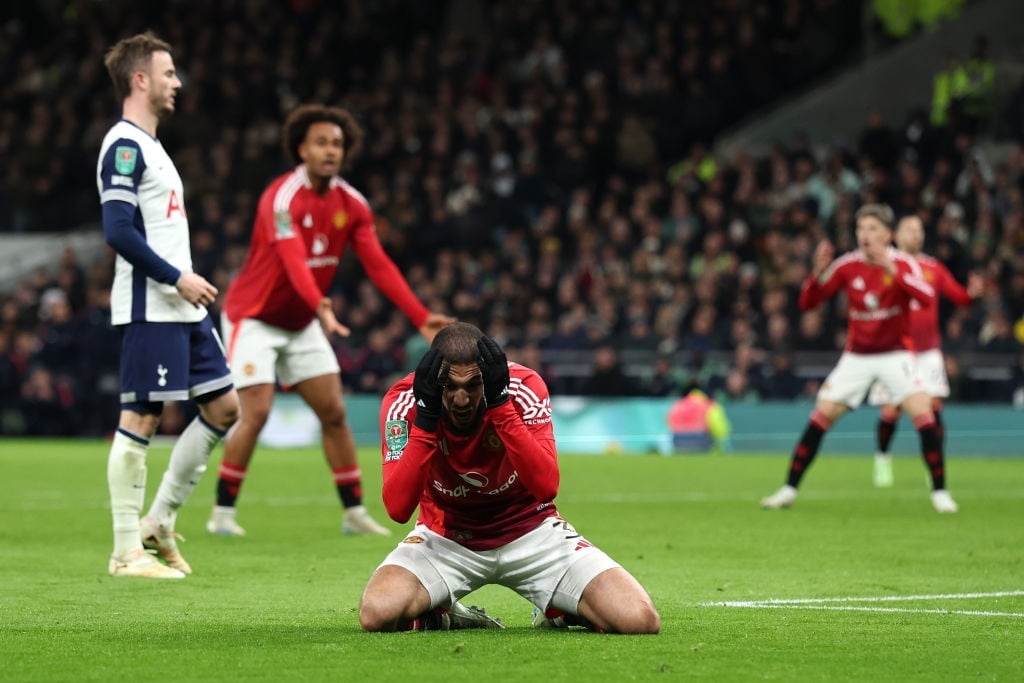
[705,590,1024,607]
[714,605,1024,618]
[702,590,1024,618]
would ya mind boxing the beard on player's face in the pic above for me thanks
[150,88,174,119]
[444,407,483,435]
[443,393,484,434]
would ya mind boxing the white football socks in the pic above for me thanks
[147,416,226,528]
[108,430,148,556]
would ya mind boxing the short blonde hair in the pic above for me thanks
[855,203,895,229]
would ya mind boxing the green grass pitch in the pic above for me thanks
[1,439,1021,682]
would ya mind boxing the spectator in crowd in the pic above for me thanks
[583,344,642,397]
[0,2,1019,426]
[761,352,805,401]
[19,365,75,436]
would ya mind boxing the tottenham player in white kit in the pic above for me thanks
[97,33,239,578]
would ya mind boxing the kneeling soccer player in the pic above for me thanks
[359,323,660,633]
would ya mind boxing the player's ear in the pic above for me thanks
[132,68,148,93]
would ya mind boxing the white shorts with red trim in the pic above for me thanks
[818,350,922,409]
[222,317,339,390]
[377,518,621,614]
[868,349,948,405]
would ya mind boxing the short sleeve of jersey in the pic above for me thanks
[99,138,147,206]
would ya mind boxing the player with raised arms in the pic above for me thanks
[761,204,958,513]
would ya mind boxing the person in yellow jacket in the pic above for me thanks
[931,51,958,127]
[666,383,732,454]
[951,35,995,133]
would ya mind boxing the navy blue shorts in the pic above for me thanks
[118,316,233,404]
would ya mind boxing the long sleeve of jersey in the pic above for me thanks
[936,265,972,306]
[350,221,430,328]
[102,201,181,285]
[273,231,324,316]
[892,262,935,307]
[99,138,181,286]
[382,426,437,523]
[486,401,559,501]
[799,268,843,311]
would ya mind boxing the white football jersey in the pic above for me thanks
[97,120,203,325]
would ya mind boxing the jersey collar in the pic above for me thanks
[295,164,313,189]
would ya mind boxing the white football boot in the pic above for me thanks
[206,505,247,537]
[342,505,392,536]
[109,549,186,579]
[873,454,894,488]
[930,489,959,513]
[760,485,798,509]
[140,516,192,574]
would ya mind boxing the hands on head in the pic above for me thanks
[476,336,510,408]
[411,334,510,433]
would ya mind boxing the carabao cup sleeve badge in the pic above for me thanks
[385,420,409,452]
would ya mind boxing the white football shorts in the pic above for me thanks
[818,350,923,409]
[222,316,339,390]
[377,517,621,614]
[868,349,948,405]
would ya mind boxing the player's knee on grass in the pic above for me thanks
[358,596,399,632]
[359,566,432,632]
[592,598,660,635]
[578,568,661,634]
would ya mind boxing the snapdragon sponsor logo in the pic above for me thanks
[435,470,520,497]
[307,256,340,268]
[432,480,470,498]
[458,471,489,487]
[482,471,518,495]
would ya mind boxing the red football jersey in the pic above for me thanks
[799,248,935,354]
[224,165,429,331]
[379,362,559,551]
[908,253,973,352]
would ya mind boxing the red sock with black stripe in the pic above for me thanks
[786,409,833,488]
[914,412,945,490]
[876,405,900,454]
[216,463,247,507]
[333,465,363,508]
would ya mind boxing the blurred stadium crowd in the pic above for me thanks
[1,0,1023,436]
